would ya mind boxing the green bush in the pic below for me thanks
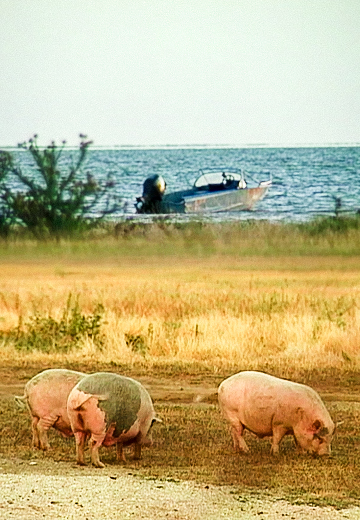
[0,151,15,237]
[0,135,121,239]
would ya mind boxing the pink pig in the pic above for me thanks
[16,368,85,450]
[218,371,335,456]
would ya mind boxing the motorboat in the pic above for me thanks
[135,168,271,214]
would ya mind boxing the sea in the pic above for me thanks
[7,145,360,223]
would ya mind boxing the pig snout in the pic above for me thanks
[312,435,332,457]
[295,421,333,456]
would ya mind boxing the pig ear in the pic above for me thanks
[94,394,108,402]
[310,419,322,433]
[70,392,93,410]
[310,421,329,438]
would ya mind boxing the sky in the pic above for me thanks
[1,0,360,147]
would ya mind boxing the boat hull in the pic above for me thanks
[158,185,270,214]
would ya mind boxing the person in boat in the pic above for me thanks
[221,172,246,190]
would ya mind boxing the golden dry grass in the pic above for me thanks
[0,251,359,377]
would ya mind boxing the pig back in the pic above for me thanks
[74,372,153,437]
[25,369,85,413]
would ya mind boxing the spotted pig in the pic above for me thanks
[67,372,160,468]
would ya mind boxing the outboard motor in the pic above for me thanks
[136,174,166,214]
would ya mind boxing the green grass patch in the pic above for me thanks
[1,215,360,260]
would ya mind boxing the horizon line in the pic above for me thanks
[2,141,360,150]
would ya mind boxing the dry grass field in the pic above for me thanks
[1,223,360,514]
[0,244,359,376]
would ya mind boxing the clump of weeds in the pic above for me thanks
[0,293,105,353]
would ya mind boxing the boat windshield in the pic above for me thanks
[194,170,245,190]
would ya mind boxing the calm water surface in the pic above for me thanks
[11,146,360,223]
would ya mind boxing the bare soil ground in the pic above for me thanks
[2,457,360,520]
[1,367,360,520]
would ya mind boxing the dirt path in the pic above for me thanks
[0,369,220,404]
[1,458,359,520]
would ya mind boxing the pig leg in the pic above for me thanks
[133,442,142,460]
[31,417,41,449]
[116,442,126,463]
[142,433,153,447]
[89,434,106,468]
[37,414,59,451]
[293,436,303,453]
[230,423,250,453]
[74,431,87,466]
[270,426,288,455]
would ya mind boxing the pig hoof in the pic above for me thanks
[270,449,280,456]
[76,461,87,466]
[235,447,250,454]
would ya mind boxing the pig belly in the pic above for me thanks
[234,392,279,437]
[241,410,274,437]
[53,414,73,436]
[102,421,141,447]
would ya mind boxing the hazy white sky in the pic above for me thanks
[1,0,360,147]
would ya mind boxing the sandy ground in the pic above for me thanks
[1,372,360,519]
[1,458,360,520]
[0,460,360,520]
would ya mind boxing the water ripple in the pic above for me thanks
[7,146,360,222]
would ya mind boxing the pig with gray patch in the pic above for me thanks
[67,372,160,468]
[218,371,335,456]
[15,368,85,450]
